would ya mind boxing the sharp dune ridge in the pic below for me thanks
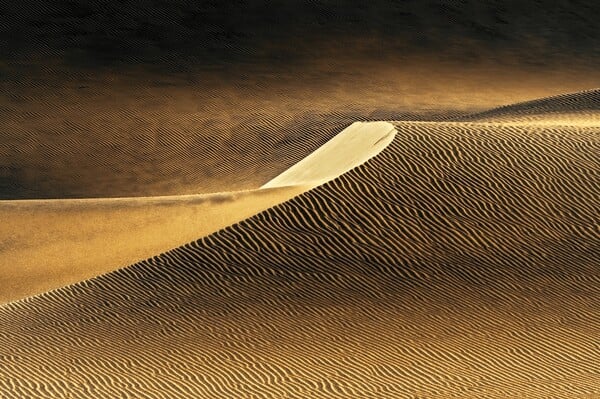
[0,122,395,304]
[1,93,599,398]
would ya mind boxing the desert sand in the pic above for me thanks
[0,122,395,304]
[1,91,598,398]
[2,2,600,398]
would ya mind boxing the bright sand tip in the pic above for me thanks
[0,122,397,305]
[262,122,397,189]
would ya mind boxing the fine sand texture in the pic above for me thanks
[0,187,305,305]
[0,122,395,304]
[457,88,600,125]
[1,92,598,398]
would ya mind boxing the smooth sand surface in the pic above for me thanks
[0,122,395,304]
[262,121,395,188]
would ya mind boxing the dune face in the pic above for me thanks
[0,122,394,304]
[1,96,598,397]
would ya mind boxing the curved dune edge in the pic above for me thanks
[262,121,396,188]
[456,88,600,125]
[0,121,396,305]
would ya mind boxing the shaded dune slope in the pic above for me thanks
[1,109,599,397]
[457,88,600,124]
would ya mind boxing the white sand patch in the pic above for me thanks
[262,121,396,189]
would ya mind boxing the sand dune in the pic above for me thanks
[3,1,599,396]
[0,187,305,304]
[0,122,394,304]
[1,93,598,398]
[458,88,600,125]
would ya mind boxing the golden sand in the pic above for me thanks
[0,91,598,398]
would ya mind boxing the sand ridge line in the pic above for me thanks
[0,122,397,305]
[262,121,396,189]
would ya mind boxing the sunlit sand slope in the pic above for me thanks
[0,187,306,305]
[1,107,598,397]
[262,121,396,188]
[0,122,394,304]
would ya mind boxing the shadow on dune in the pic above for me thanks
[1,92,598,398]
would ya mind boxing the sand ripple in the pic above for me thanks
[1,92,599,398]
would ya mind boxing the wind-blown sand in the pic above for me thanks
[0,187,305,304]
[1,92,598,398]
[0,122,395,304]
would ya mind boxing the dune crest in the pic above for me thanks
[262,121,396,189]
[0,122,396,305]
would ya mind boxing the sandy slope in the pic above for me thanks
[0,122,395,304]
[262,121,396,188]
[0,187,304,304]
[0,93,598,398]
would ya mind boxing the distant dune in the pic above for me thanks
[1,92,598,398]
[458,88,600,125]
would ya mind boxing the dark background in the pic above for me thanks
[3,0,600,69]
[1,1,599,199]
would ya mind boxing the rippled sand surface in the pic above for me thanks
[0,122,394,304]
[1,91,599,398]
